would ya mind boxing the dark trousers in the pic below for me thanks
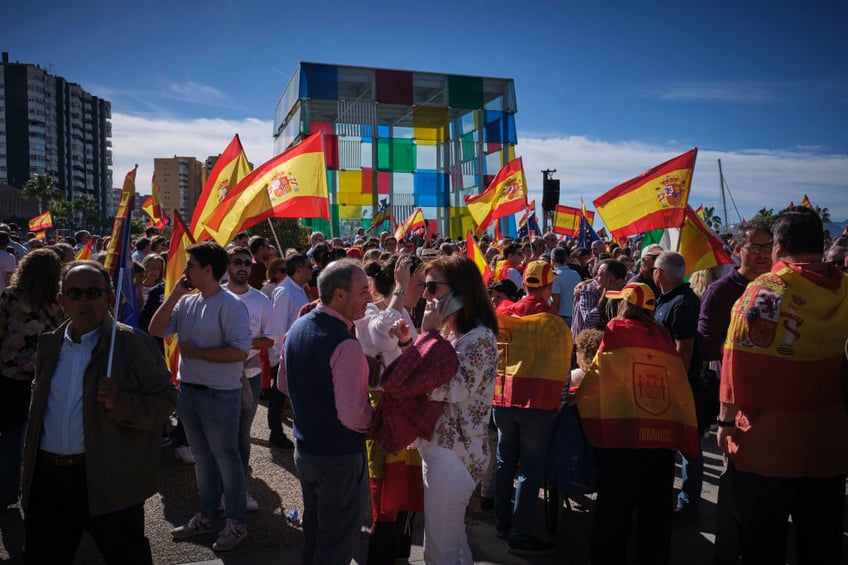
[24,459,152,565]
[267,364,288,433]
[733,467,845,565]
[590,448,675,565]
[367,512,415,565]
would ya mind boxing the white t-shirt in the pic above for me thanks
[0,250,17,294]
[225,286,275,378]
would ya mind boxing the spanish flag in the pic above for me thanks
[203,133,330,247]
[464,157,528,231]
[74,239,93,261]
[678,205,734,275]
[466,230,492,285]
[28,211,53,232]
[104,166,137,279]
[800,194,813,209]
[164,210,195,384]
[576,318,699,457]
[594,148,697,239]
[191,134,251,241]
[553,205,595,238]
[395,208,426,240]
[143,175,170,229]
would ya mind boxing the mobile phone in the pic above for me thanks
[439,292,464,317]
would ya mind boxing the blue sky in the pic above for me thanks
[5,0,847,225]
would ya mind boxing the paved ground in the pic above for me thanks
[1,401,846,564]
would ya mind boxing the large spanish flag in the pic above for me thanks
[203,133,330,247]
[576,318,699,457]
[394,208,426,240]
[553,205,595,238]
[678,205,734,275]
[593,148,697,239]
[163,210,195,384]
[104,166,137,279]
[28,211,53,232]
[464,157,528,231]
[191,134,251,241]
[466,230,492,285]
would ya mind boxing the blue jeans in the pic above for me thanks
[0,422,25,507]
[493,406,556,541]
[238,376,261,477]
[677,442,703,512]
[178,385,245,521]
[294,448,369,565]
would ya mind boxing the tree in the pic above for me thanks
[250,218,310,253]
[814,205,831,224]
[72,195,99,230]
[750,207,775,226]
[22,173,62,213]
[702,206,723,230]
[51,199,75,230]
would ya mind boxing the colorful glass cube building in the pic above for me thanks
[273,63,517,238]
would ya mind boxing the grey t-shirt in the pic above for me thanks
[164,289,252,390]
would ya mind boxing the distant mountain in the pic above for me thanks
[825,219,848,238]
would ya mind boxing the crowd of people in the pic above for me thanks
[0,207,846,564]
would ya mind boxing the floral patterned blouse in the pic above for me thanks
[418,324,498,483]
[0,288,65,381]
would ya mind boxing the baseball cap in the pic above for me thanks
[605,282,656,311]
[523,260,556,288]
[345,247,363,259]
[640,244,664,260]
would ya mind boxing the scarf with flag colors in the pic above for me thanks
[191,134,251,241]
[28,211,53,232]
[465,230,492,285]
[493,312,573,411]
[464,157,528,231]
[576,318,699,457]
[104,167,137,280]
[163,210,195,384]
[201,133,329,246]
[394,208,426,240]
[594,148,697,239]
[720,261,848,476]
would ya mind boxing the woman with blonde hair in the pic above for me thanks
[0,249,65,508]
[139,253,165,304]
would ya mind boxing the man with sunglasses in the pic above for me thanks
[224,247,274,512]
[20,260,176,564]
[149,241,253,552]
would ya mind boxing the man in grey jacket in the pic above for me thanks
[20,260,176,565]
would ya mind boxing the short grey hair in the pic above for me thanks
[654,250,686,281]
[317,258,364,304]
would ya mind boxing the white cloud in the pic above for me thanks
[111,114,848,226]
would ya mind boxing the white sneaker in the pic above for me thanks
[175,446,195,464]
[245,491,259,512]
[171,512,221,539]
[212,518,247,551]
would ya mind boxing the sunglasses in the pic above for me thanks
[65,287,109,301]
[231,259,252,267]
[424,281,450,294]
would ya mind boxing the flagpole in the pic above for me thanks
[106,261,124,379]
[266,218,282,254]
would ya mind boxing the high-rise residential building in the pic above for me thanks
[0,52,112,219]
[153,156,203,220]
[273,63,518,238]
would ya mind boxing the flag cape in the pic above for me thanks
[74,239,93,261]
[191,134,251,241]
[553,205,595,238]
[800,194,813,208]
[594,148,697,239]
[395,208,426,240]
[28,211,53,231]
[104,167,137,279]
[464,157,528,230]
[576,319,699,457]
[466,230,493,285]
[203,133,329,246]
[164,210,195,384]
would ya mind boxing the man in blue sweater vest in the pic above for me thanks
[281,258,374,565]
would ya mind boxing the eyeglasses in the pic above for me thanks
[424,281,450,294]
[230,259,252,267]
[741,242,773,255]
[65,287,108,301]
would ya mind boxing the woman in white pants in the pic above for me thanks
[416,255,498,564]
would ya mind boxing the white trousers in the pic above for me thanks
[419,444,476,565]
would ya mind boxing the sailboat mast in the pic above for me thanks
[718,159,729,230]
